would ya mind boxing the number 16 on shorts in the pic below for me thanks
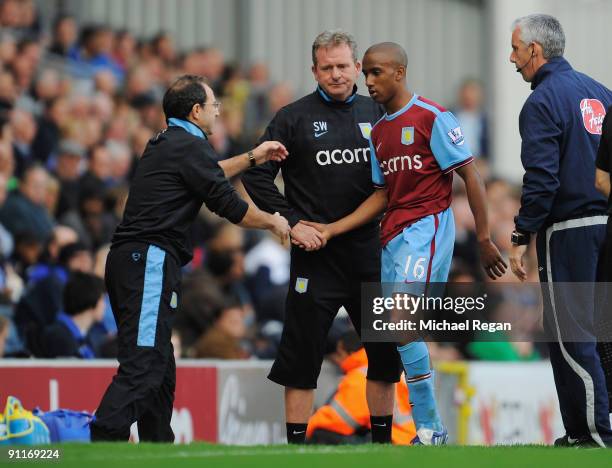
[404,255,427,281]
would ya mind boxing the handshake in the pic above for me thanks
[264,214,334,251]
[264,215,330,250]
[289,220,334,251]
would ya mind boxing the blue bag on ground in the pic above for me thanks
[0,396,50,445]
[33,409,92,443]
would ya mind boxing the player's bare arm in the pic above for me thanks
[239,204,291,243]
[301,188,388,246]
[595,168,610,197]
[218,141,288,178]
[456,162,507,279]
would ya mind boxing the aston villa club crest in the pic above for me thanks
[401,127,414,145]
[170,291,178,309]
[358,123,372,139]
[295,277,309,294]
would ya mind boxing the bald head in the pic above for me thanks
[362,42,412,108]
[364,42,408,68]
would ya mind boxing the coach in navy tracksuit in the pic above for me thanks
[508,14,612,447]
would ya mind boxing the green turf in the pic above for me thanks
[2,443,611,468]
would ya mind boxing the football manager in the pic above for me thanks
[90,75,290,442]
[508,14,612,447]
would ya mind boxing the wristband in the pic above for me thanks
[511,230,531,246]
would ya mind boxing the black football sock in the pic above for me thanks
[370,415,393,443]
[286,422,308,444]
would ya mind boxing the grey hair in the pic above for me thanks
[311,29,358,65]
[512,14,565,59]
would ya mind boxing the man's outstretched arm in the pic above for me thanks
[456,162,507,279]
[217,141,288,178]
[301,188,388,246]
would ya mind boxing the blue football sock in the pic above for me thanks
[397,340,443,432]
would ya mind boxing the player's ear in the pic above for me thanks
[354,60,362,73]
[395,65,405,82]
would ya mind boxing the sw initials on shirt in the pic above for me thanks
[314,121,327,132]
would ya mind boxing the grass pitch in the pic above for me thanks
[3,443,611,467]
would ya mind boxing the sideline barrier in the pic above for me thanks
[0,360,339,444]
[0,360,562,445]
[436,361,563,445]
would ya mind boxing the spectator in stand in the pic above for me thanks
[244,232,289,324]
[0,0,40,41]
[54,139,85,217]
[17,69,61,117]
[91,92,114,127]
[10,53,35,98]
[112,30,136,72]
[208,104,251,161]
[60,181,117,250]
[452,78,489,159]
[93,70,118,97]
[42,271,105,358]
[200,47,225,93]
[130,126,153,161]
[150,32,176,66]
[124,65,155,102]
[16,37,41,69]
[48,14,78,57]
[68,24,123,81]
[9,108,36,176]
[31,96,70,164]
[193,296,249,359]
[14,241,92,356]
[105,140,133,186]
[268,82,294,115]
[243,62,272,137]
[0,164,54,243]
[174,270,227,351]
[130,90,163,131]
[11,230,42,280]
[81,143,112,188]
[205,222,251,304]
[42,225,78,269]
[0,69,17,107]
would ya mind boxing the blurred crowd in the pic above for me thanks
[0,0,542,363]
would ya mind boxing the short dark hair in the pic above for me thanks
[63,272,105,316]
[58,241,89,267]
[162,75,207,121]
